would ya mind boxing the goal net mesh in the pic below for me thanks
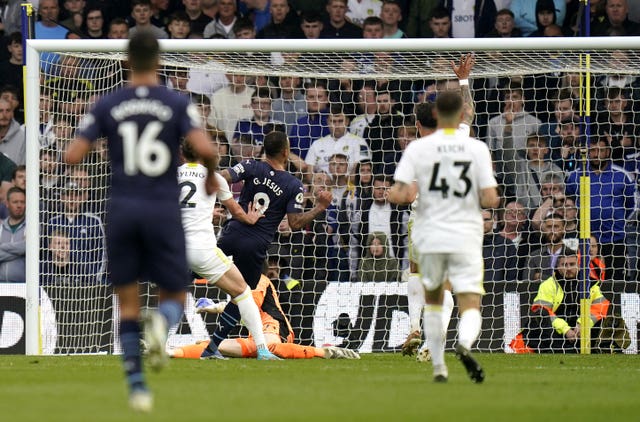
[31,44,640,355]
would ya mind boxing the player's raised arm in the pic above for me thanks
[451,53,476,127]
[287,189,332,230]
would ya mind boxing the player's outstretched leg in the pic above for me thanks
[201,303,241,359]
[455,344,485,383]
[120,318,153,412]
[423,303,447,383]
[403,270,425,357]
[323,346,361,359]
[141,309,169,372]
[455,305,484,383]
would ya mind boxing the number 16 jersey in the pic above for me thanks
[77,85,201,201]
[394,128,497,254]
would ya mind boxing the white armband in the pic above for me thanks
[459,79,469,86]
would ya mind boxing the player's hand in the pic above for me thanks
[245,201,266,225]
[205,173,219,195]
[451,53,475,81]
[316,190,333,209]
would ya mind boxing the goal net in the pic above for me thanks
[19,38,640,356]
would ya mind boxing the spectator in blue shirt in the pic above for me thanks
[289,79,330,159]
[46,181,106,284]
[232,87,284,156]
[565,137,636,288]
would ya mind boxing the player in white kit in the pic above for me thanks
[389,91,499,383]
[178,140,280,360]
[402,54,476,361]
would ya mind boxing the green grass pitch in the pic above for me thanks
[2,353,639,421]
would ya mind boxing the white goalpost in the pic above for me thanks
[22,37,640,356]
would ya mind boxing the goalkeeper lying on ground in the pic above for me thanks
[169,273,360,360]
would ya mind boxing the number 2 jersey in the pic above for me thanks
[76,85,201,201]
[394,128,497,254]
[178,163,232,250]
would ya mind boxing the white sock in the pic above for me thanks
[234,286,268,350]
[442,290,454,336]
[458,308,482,351]
[407,273,425,333]
[423,305,445,367]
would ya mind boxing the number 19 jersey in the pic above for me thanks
[394,128,497,254]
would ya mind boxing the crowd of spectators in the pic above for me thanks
[0,0,638,352]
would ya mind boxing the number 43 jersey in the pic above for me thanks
[178,163,232,250]
[394,128,497,254]
[77,85,201,201]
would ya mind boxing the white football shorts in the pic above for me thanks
[186,247,233,284]
[416,250,485,295]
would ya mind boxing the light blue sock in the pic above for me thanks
[120,319,145,391]
[159,300,183,327]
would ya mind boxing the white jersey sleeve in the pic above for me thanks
[394,141,418,185]
[216,173,233,202]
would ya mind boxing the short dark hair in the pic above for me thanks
[415,102,437,128]
[373,174,391,185]
[526,133,548,146]
[8,31,21,45]
[362,16,383,29]
[301,11,323,24]
[109,17,128,29]
[233,17,255,35]
[496,8,514,19]
[382,0,402,9]
[252,87,272,101]
[607,86,626,100]
[191,92,211,106]
[560,247,578,260]
[128,30,160,72]
[6,186,25,202]
[329,103,347,116]
[435,91,463,120]
[304,78,328,91]
[11,165,25,180]
[168,10,191,25]
[430,6,450,20]
[263,131,289,158]
[0,85,19,98]
[132,0,152,8]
